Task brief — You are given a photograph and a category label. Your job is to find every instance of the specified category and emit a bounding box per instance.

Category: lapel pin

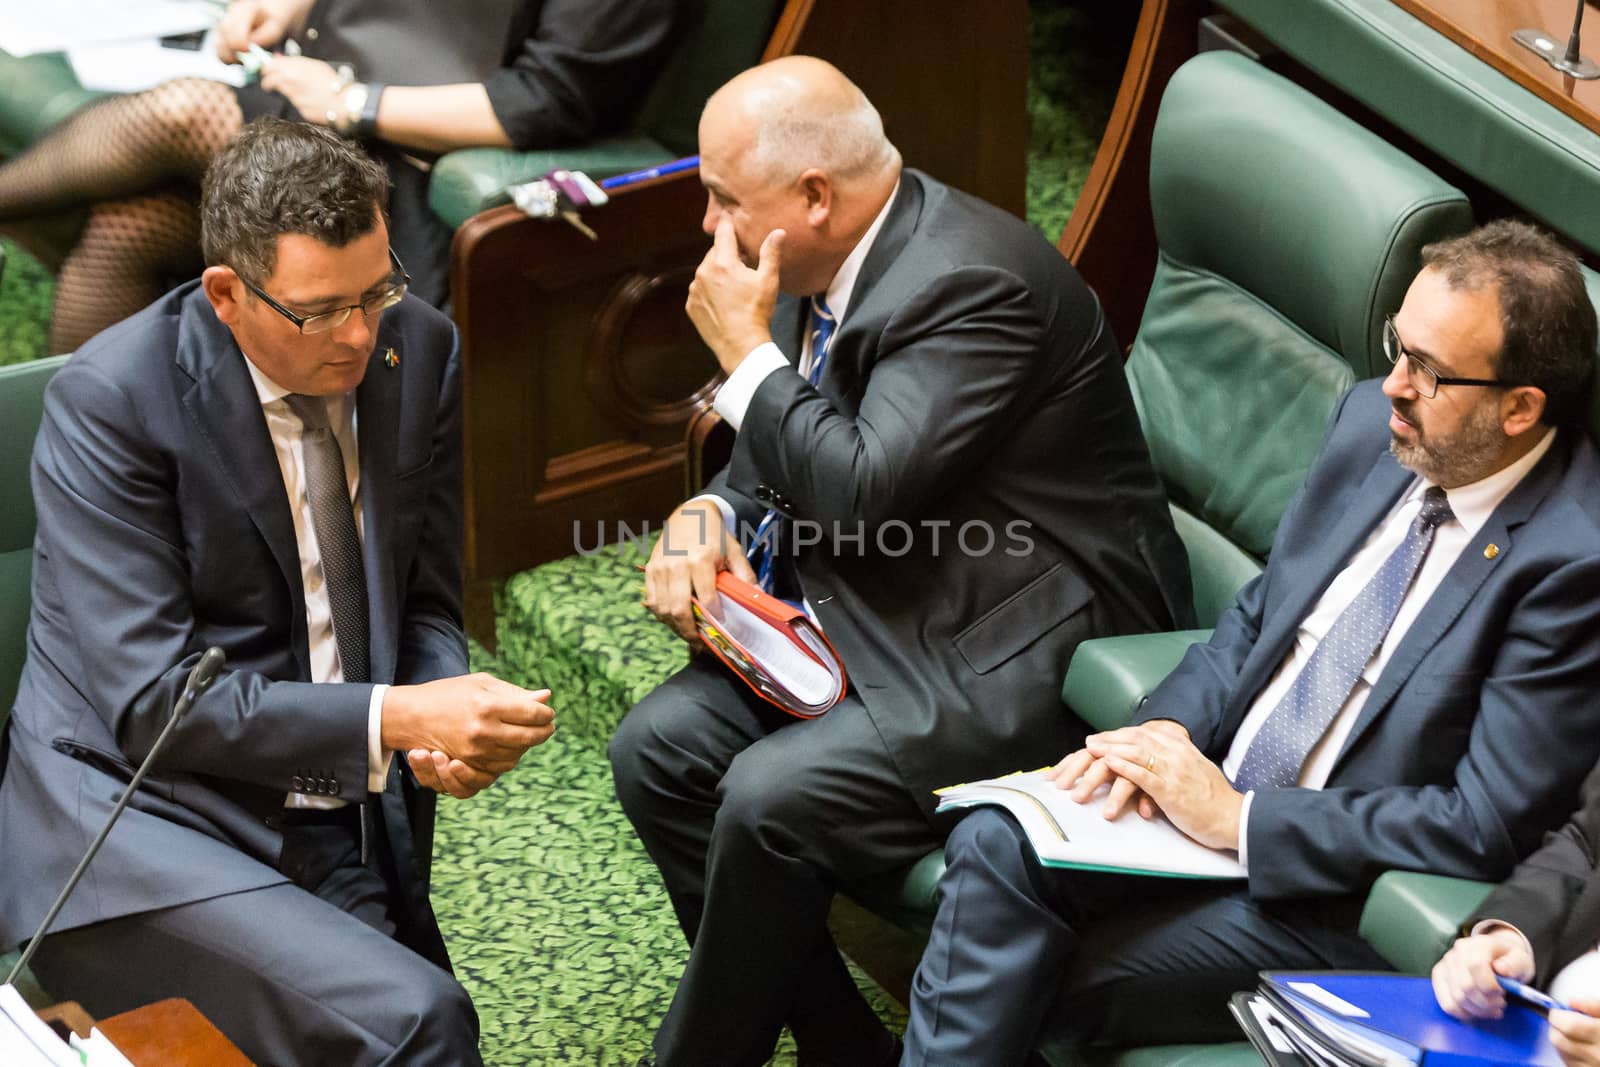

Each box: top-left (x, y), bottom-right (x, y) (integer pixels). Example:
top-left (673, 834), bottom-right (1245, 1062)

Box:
top-left (1483, 543), bottom-right (1500, 560)
top-left (383, 346), bottom-right (399, 369)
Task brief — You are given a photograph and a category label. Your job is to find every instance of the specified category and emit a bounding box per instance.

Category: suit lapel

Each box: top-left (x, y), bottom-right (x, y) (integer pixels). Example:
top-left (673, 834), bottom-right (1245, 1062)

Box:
top-left (1333, 434), bottom-right (1572, 767)
top-left (1227, 455), bottom-right (1413, 718)
top-left (357, 326), bottom-right (402, 685)
top-left (175, 288), bottom-right (309, 674)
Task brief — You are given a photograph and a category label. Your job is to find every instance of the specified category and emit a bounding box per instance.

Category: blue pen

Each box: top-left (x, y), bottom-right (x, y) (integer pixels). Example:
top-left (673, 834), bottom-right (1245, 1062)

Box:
top-left (1498, 976), bottom-right (1570, 1015)
top-left (600, 156), bottom-right (700, 191)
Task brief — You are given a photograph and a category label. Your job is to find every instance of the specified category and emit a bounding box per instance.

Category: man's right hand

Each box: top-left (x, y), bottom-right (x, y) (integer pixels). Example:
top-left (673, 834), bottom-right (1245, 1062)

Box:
top-left (380, 673), bottom-right (555, 798)
top-left (215, 0), bottom-right (308, 63)
top-left (1432, 926), bottom-right (1536, 1020)
top-left (644, 499), bottom-right (756, 648)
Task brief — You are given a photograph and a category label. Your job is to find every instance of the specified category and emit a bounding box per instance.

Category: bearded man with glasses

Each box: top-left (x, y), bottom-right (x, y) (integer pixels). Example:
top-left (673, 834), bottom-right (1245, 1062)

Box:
top-left (0, 118), bottom-right (555, 1065)
top-left (897, 220), bottom-right (1600, 1066)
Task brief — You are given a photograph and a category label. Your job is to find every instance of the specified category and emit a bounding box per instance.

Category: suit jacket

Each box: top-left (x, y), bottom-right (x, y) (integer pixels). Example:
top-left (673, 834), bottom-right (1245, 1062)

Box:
top-left (1138, 379), bottom-right (1600, 904)
top-left (710, 169), bottom-right (1194, 810)
top-left (0, 283), bottom-right (466, 967)
top-left (1469, 760), bottom-right (1600, 986)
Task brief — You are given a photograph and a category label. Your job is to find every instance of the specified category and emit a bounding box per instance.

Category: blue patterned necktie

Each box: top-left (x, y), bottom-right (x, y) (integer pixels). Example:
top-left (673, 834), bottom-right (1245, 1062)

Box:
top-left (284, 394), bottom-right (370, 683)
top-left (1231, 486), bottom-right (1454, 792)
top-left (748, 296), bottom-right (836, 592)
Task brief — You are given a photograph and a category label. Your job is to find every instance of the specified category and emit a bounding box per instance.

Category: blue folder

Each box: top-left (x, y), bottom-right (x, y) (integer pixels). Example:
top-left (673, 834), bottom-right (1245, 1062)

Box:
top-left (1260, 972), bottom-right (1563, 1066)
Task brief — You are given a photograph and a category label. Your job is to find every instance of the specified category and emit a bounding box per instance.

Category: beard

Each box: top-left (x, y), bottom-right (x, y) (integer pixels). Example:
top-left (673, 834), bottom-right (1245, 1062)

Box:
top-left (1389, 397), bottom-right (1506, 486)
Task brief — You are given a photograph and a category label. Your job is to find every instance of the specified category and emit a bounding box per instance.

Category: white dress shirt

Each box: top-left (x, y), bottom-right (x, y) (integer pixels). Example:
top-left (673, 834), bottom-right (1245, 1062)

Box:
top-left (1224, 429), bottom-right (1556, 866)
top-left (243, 356), bottom-right (392, 808)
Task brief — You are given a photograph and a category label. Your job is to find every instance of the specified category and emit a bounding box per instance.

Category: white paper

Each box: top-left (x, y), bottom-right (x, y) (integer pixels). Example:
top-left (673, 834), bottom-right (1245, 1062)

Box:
top-left (935, 769), bottom-right (1248, 879)
top-left (72, 1026), bottom-right (137, 1066)
top-left (1, 0), bottom-right (221, 57)
top-left (1288, 981), bottom-right (1371, 1019)
top-left (1248, 996), bottom-right (1298, 1054)
top-left (68, 29), bottom-right (245, 94)
top-left (0, 984), bottom-right (80, 1067)
top-left (716, 595), bottom-right (834, 707)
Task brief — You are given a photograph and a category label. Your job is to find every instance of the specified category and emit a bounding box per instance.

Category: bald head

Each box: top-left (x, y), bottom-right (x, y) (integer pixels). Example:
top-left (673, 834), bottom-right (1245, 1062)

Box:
top-left (703, 56), bottom-right (900, 187)
top-left (698, 58), bottom-right (901, 295)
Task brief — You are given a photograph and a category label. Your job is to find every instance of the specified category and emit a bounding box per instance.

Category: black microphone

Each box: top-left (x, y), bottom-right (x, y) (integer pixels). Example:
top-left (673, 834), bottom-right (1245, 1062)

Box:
top-left (1514, 0), bottom-right (1600, 80)
top-left (5, 647), bottom-right (226, 987)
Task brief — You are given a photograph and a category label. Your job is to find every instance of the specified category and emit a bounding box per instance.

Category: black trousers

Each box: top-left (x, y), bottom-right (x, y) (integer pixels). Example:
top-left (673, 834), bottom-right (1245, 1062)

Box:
top-left (901, 807), bottom-right (1391, 1066)
top-left (609, 656), bottom-right (943, 1066)
top-left (30, 805), bottom-right (480, 1067)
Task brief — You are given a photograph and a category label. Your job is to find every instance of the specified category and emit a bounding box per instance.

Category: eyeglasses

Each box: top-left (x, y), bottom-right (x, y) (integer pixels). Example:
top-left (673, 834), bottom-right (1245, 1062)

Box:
top-left (241, 248), bottom-right (409, 334)
top-left (1383, 316), bottom-right (1512, 399)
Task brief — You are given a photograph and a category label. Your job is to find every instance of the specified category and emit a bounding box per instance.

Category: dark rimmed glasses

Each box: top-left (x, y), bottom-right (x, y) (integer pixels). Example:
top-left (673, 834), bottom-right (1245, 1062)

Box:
top-left (1382, 315), bottom-right (1512, 399)
top-left (241, 248), bottom-right (409, 335)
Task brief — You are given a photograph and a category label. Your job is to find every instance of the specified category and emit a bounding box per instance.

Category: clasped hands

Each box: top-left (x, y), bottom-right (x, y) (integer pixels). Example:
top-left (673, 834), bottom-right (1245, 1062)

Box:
top-left (1042, 719), bottom-right (1245, 852)
top-left (1434, 928), bottom-right (1600, 1065)
top-left (381, 673), bottom-right (556, 799)
top-left (686, 217), bottom-right (783, 375)
top-left (216, 0), bottom-right (350, 129)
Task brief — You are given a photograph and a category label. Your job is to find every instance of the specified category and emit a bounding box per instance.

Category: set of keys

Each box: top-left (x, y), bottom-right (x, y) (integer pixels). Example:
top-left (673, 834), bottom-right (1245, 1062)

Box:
top-left (507, 169), bottom-right (609, 240)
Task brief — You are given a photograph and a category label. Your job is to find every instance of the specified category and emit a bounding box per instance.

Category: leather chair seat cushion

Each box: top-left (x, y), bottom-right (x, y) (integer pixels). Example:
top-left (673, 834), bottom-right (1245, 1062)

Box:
top-left (0, 51), bottom-right (103, 158)
top-left (1127, 261), bottom-right (1357, 561)
top-left (1359, 871), bottom-right (1495, 976)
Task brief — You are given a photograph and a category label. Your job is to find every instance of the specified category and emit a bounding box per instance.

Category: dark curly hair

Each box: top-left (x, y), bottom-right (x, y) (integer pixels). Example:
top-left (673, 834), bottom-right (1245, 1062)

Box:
top-left (1422, 219), bottom-right (1596, 428)
top-left (200, 117), bottom-right (390, 285)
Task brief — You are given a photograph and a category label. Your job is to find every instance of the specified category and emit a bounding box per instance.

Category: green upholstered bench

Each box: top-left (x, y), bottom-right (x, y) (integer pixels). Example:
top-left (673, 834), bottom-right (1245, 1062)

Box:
top-left (1, 354), bottom-right (73, 1010)
top-left (0, 51), bottom-right (103, 159)
top-left (1216, 0), bottom-right (1600, 258)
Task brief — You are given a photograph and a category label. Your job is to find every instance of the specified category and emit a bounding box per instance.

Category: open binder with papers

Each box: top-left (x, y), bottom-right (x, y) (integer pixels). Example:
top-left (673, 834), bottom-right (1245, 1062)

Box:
top-left (1231, 971), bottom-right (1563, 1066)
top-left (933, 768), bottom-right (1247, 879)
top-left (692, 572), bottom-right (847, 718)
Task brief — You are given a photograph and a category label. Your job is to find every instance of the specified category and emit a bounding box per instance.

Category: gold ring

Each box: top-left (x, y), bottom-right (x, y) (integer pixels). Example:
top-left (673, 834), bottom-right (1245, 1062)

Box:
top-left (1145, 755), bottom-right (1156, 773)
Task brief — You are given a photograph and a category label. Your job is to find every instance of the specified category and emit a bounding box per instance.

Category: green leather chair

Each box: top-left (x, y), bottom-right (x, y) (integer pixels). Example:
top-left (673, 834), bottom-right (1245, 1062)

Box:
top-left (847, 50), bottom-right (1474, 1067)
top-left (0, 353), bottom-right (71, 1008)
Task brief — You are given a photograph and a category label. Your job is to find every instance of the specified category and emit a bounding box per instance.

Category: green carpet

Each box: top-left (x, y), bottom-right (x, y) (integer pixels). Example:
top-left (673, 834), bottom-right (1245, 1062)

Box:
top-left (0, 239), bottom-right (52, 368)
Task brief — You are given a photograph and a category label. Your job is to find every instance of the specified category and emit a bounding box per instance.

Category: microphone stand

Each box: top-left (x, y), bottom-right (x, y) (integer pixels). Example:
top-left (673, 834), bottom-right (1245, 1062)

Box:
top-left (5, 648), bottom-right (226, 988)
top-left (1514, 0), bottom-right (1600, 80)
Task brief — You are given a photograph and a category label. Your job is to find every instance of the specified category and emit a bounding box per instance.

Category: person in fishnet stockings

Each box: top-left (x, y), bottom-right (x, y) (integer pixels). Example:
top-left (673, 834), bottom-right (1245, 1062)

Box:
top-left (0, 0), bottom-right (687, 351)
top-left (0, 80), bottom-right (237, 351)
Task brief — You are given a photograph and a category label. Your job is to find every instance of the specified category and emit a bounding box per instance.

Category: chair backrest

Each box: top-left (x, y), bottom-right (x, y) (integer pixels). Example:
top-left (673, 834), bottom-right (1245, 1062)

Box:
top-left (631, 0), bottom-right (788, 155)
top-left (1, 355), bottom-right (69, 721)
top-left (1129, 52), bottom-right (1473, 626)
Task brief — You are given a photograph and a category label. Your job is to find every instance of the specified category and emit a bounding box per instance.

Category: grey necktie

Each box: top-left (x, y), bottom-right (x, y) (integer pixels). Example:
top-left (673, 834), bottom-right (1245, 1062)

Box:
top-left (283, 394), bottom-right (369, 683)
top-left (1232, 486), bottom-right (1454, 792)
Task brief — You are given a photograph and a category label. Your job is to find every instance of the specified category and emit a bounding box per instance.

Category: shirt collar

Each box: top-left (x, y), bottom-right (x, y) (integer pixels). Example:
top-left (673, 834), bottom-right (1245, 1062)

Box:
top-left (241, 353), bottom-right (353, 425)
top-left (820, 178), bottom-right (900, 325)
top-left (1405, 426), bottom-right (1557, 538)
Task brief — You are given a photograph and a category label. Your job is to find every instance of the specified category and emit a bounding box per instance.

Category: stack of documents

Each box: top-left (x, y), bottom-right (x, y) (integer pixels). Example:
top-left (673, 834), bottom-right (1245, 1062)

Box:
top-left (1231, 972), bottom-right (1563, 1066)
top-left (934, 769), bottom-right (1247, 879)
top-left (692, 572), bottom-right (847, 718)
top-left (0, 0), bottom-right (220, 57)
top-left (1, 984), bottom-right (134, 1066)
